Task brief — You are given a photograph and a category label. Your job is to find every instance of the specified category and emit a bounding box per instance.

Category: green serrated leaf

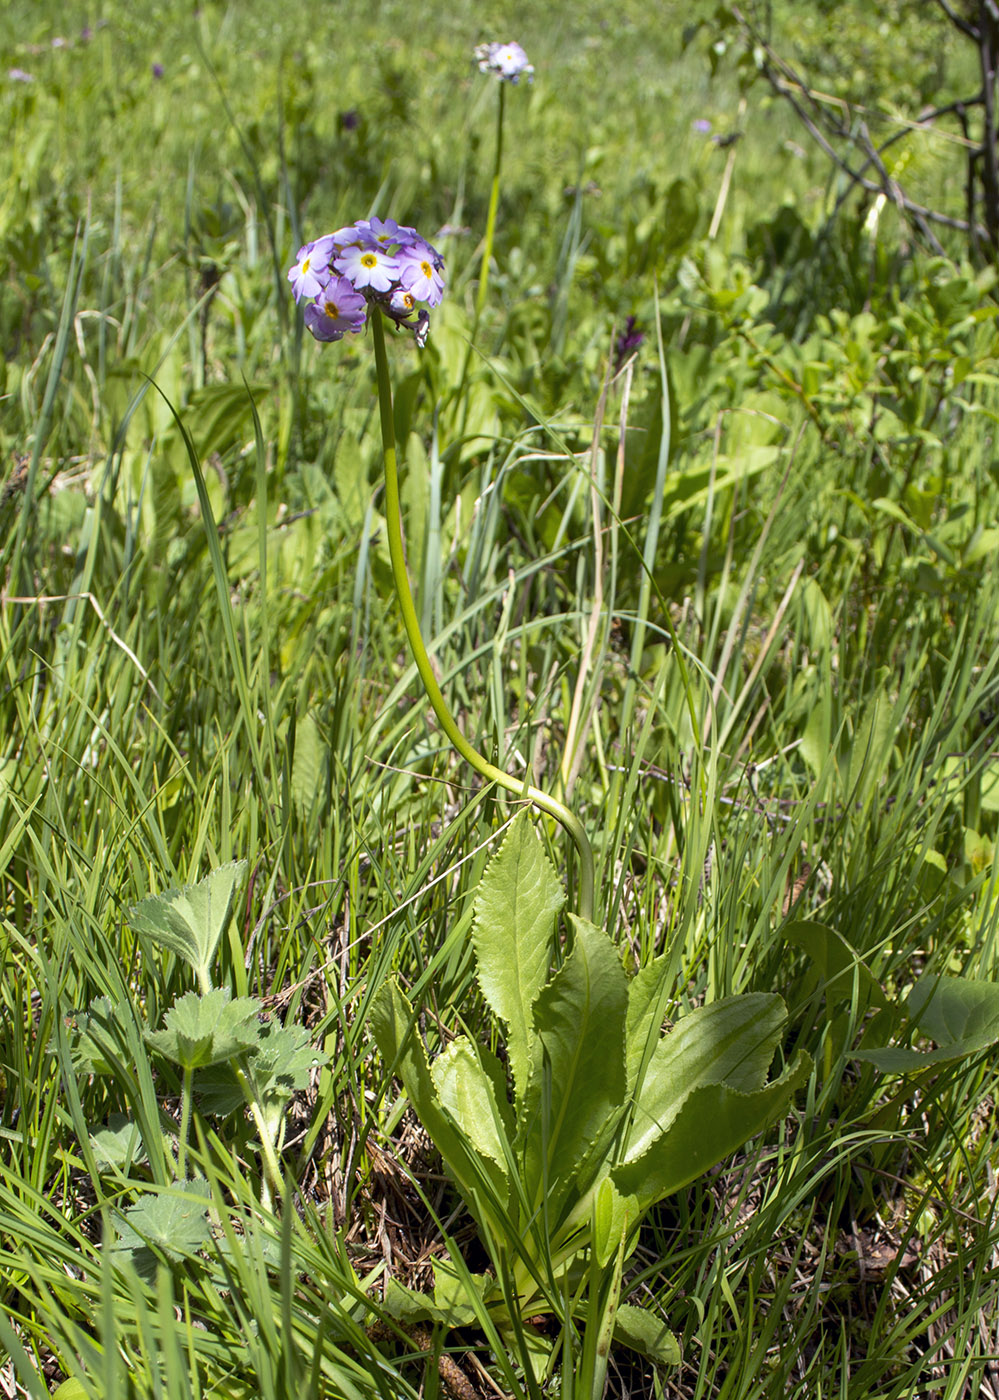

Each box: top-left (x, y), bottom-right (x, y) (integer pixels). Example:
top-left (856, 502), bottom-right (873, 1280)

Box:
top-left (622, 993), bottom-right (788, 1165)
top-left (90, 1113), bottom-right (147, 1171)
top-left (145, 988), bottom-right (262, 1072)
top-left (431, 1038), bottom-right (514, 1177)
top-left (371, 981), bottom-right (506, 1213)
top-left (128, 860), bottom-right (247, 982)
top-left (473, 812), bottom-right (564, 1106)
top-left (113, 1180), bottom-right (212, 1276)
top-left (613, 1050), bottom-right (811, 1209)
top-left (520, 916), bottom-right (628, 1220)
top-left (612, 1304), bottom-right (680, 1365)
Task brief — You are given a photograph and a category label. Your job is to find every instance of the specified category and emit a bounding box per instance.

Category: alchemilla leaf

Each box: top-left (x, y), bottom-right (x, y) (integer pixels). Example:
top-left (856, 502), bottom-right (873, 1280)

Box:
top-left (145, 988), bottom-right (262, 1072)
top-left (128, 860), bottom-right (247, 981)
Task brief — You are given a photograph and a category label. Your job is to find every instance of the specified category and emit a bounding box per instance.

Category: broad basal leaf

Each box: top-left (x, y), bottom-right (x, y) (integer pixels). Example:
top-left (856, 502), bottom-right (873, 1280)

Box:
top-left (145, 989), bottom-right (261, 1072)
top-left (782, 920), bottom-right (884, 1011)
top-left (128, 860), bottom-right (248, 982)
top-left (431, 1038), bottom-right (515, 1176)
top-left (855, 972), bottom-right (999, 1072)
top-left (613, 1050), bottom-right (811, 1210)
top-left (473, 812), bottom-right (564, 1106)
top-left (112, 1180), bottom-right (212, 1278)
top-left (622, 993), bottom-right (788, 1165)
top-left (371, 981), bottom-right (507, 1212)
top-left (520, 916), bottom-right (628, 1219)
top-left (612, 1305), bottom-right (680, 1366)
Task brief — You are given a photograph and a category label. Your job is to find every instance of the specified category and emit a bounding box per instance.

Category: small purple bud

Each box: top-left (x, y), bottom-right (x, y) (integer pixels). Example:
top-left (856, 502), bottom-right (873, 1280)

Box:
top-left (152, 62), bottom-right (164, 79)
top-left (693, 118), bottom-right (712, 134)
top-left (340, 108), bottom-right (360, 131)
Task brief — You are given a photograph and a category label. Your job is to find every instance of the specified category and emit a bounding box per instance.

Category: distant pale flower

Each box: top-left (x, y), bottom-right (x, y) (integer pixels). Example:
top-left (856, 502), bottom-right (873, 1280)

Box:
top-left (475, 41), bottom-right (534, 84)
top-left (287, 237), bottom-right (335, 302)
top-left (51, 36), bottom-right (69, 48)
top-left (692, 118), bottom-right (712, 134)
top-left (8, 68), bottom-right (34, 82)
top-left (304, 276), bottom-right (367, 341)
top-left (334, 243), bottom-right (399, 294)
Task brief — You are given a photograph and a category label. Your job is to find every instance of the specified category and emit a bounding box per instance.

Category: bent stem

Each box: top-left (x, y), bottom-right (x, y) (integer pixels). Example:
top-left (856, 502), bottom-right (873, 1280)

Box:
top-left (371, 309), bottom-right (594, 922)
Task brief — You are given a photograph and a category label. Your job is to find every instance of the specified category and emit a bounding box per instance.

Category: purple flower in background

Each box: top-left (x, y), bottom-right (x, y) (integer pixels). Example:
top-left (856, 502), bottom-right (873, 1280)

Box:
top-left (475, 41), bottom-right (534, 84)
top-left (340, 108), bottom-right (360, 131)
top-left (80, 26), bottom-right (92, 40)
top-left (152, 62), bottom-right (164, 78)
top-left (8, 68), bottom-right (34, 82)
top-left (692, 118), bottom-right (712, 134)
top-left (614, 316), bottom-right (644, 370)
top-left (289, 218), bottom-right (445, 346)
top-left (304, 276), bottom-right (367, 341)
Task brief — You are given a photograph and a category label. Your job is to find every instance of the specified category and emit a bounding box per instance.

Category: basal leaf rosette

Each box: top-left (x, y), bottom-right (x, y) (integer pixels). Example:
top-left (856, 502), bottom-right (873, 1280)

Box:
top-left (288, 217), bottom-right (445, 347)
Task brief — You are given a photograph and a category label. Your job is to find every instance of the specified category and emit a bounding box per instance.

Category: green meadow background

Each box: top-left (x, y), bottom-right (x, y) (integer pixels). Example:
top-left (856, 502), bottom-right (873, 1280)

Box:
top-left (2, 2), bottom-right (999, 1397)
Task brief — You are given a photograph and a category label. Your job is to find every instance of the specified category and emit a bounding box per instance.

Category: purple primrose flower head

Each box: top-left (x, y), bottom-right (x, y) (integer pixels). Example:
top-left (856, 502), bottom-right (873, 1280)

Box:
top-left (288, 219), bottom-right (446, 345)
top-left (474, 41), bottom-right (534, 85)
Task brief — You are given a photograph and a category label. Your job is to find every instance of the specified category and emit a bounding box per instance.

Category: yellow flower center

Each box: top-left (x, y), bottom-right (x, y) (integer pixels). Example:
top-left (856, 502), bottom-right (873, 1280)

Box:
top-left (361, 253), bottom-right (378, 268)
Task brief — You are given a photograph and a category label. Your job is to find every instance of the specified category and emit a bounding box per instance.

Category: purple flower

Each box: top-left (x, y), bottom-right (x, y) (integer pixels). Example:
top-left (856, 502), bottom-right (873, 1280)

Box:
top-left (692, 118), bottom-right (712, 134)
top-left (334, 243), bottom-right (399, 294)
top-left (360, 216), bottom-right (416, 249)
top-left (290, 218), bottom-right (445, 346)
top-left (287, 236), bottom-right (335, 302)
top-left (152, 62), bottom-right (164, 78)
top-left (340, 108), bottom-right (360, 131)
top-left (80, 26), bottom-right (92, 40)
top-left (614, 316), bottom-right (644, 370)
top-left (475, 41), bottom-right (534, 84)
top-left (397, 247), bottom-right (445, 307)
top-left (8, 68), bottom-right (34, 83)
top-left (303, 276), bottom-right (367, 341)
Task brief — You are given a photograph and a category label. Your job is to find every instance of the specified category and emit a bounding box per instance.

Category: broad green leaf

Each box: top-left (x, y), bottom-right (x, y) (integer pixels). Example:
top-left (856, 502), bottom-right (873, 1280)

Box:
top-left (473, 812), bottom-right (564, 1106)
top-left (592, 1176), bottom-right (636, 1270)
top-left (383, 1262), bottom-right (491, 1328)
top-left (291, 712), bottom-right (323, 815)
top-left (90, 1114), bottom-right (147, 1171)
top-left (195, 1020), bottom-right (327, 1118)
top-left (622, 993), bottom-right (787, 1165)
top-left (520, 917), bottom-right (628, 1217)
top-left (371, 981), bottom-right (507, 1207)
top-left (431, 1038), bottom-right (515, 1176)
top-left (625, 955), bottom-right (670, 1101)
top-left (846, 686), bottom-right (895, 813)
top-left (782, 920), bottom-right (885, 1011)
top-left (145, 989), bottom-right (262, 1072)
top-left (856, 973), bottom-right (999, 1072)
top-left (613, 1050), bottom-right (810, 1209)
top-left (612, 1305), bottom-right (680, 1365)
top-left (128, 860), bottom-right (248, 983)
top-left (112, 1180), bottom-right (212, 1277)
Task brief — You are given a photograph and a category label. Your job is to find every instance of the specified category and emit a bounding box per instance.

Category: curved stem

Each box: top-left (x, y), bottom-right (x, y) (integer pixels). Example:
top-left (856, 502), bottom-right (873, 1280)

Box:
top-left (372, 310), bottom-right (594, 922)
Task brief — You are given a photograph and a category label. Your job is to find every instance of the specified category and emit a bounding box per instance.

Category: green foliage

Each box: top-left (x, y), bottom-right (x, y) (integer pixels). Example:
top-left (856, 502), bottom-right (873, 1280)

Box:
top-left (373, 814), bottom-right (810, 1386)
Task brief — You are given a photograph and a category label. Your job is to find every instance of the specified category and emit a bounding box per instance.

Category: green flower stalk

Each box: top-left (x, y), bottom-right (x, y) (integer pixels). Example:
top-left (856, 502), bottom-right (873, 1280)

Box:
top-left (289, 217), bottom-right (594, 919)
